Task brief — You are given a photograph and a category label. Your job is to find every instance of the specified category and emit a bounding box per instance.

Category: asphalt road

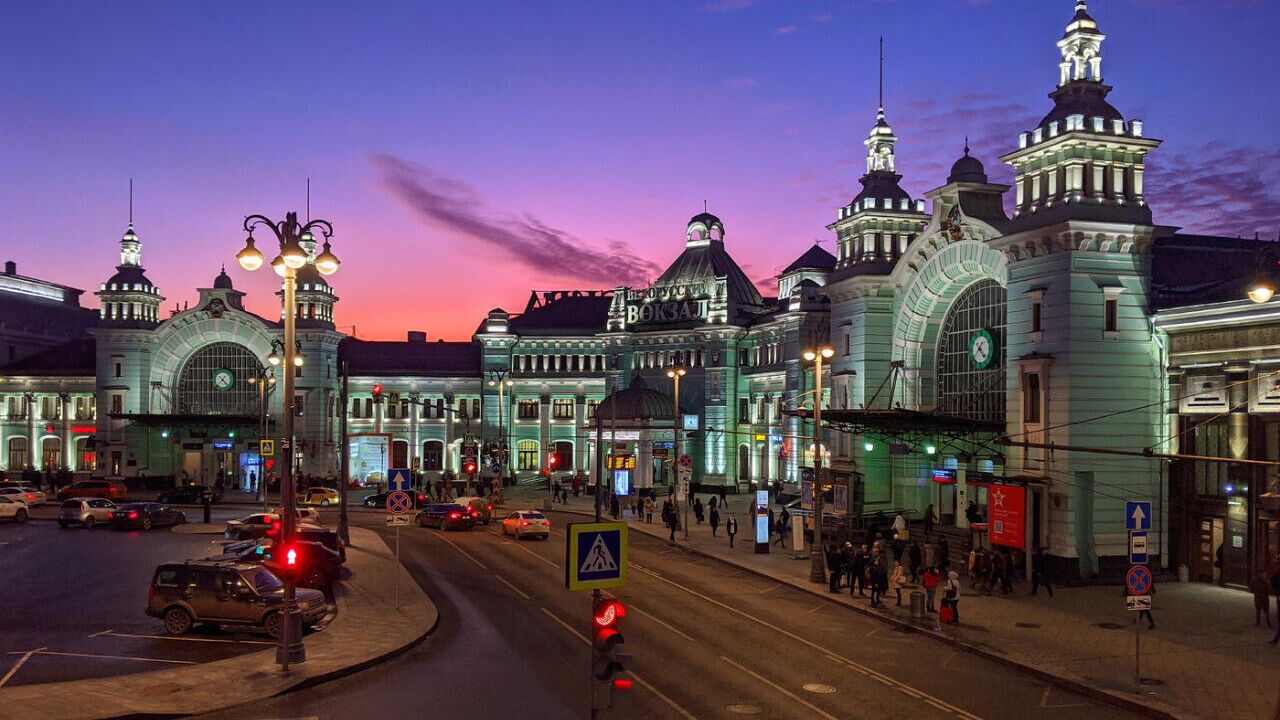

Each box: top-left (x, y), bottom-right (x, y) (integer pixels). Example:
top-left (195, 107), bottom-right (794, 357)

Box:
top-left (198, 508), bottom-right (1144, 720)
top-left (0, 506), bottom-right (281, 687)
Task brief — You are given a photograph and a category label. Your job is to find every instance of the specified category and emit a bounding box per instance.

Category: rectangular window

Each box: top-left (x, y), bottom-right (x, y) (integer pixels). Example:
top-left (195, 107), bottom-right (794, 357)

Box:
top-left (472, 399), bottom-right (481, 419)
top-left (458, 398), bottom-right (469, 419)
top-left (587, 399), bottom-right (599, 419)
top-left (364, 398), bottom-right (373, 417)
top-left (1105, 298), bottom-right (1118, 332)
top-left (738, 398), bottom-right (750, 423)
top-left (552, 398), bottom-right (574, 419)
top-left (1024, 373), bottom-right (1041, 424)
top-left (518, 400), bottom-right (539, 419)
top-left (110, 394), bottom-right (123, 415)
top-left (387, 401), bottom-right (398, 419)
top-left (1031, 301), bottom-right (1042, 333)
top-left (400, 400), bottom-right (410, 419)
top-left (435, 398), bottom-right (444, 418)
top-left (113, 361), bottom-right (122, 378)
top-left (294, 392), bottom-right (305, 417)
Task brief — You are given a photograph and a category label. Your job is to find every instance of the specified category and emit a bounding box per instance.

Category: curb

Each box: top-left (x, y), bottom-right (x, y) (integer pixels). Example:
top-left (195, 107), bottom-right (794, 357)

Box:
top-left (550, 504), bottom-right (1188, 720)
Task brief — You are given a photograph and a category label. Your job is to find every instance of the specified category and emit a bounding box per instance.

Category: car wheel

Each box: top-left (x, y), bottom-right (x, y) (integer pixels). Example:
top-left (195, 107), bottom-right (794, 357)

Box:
top-left (321, 499), bottom-right (330, 507)
top-left (264, 612), bottom-right (282, 639)
top-left (14, 509), bottom-right (26, 524)
top-left (141, 517), bottom-right (152, 530)
top-left (84, 516), bottom-right (95, 529)
top-left (163, 607), bottom-right (193, 635)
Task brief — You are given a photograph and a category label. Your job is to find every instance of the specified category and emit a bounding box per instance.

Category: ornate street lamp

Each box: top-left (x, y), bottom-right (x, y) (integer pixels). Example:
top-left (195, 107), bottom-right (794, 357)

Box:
top-left (487, 371), bottom-right (514, 484)
top-left (801, 345), bottom-right (834, 584)
top-left (665, 363), bottom-right (688, 539)
top-left (236, 211), bottom-right (338, 671)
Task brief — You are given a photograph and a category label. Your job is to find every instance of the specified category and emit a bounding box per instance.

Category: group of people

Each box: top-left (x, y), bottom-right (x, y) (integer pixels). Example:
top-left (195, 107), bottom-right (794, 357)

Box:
top-left (824, 538), bottom-right (963, 620)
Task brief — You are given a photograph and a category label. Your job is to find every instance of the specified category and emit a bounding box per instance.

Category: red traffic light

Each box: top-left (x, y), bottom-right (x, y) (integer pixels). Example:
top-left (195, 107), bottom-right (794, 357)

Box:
top-left (285, 546), bottom-right (298, 566)
top-left (372, 383), bottom-right (383, 398)
top-left (265, 519), bottom-right (282, 538)
top-left (548, 455), bottom-right (558, 468)
top-left (593, 598), bottom-right (625, 628)
top-left (464, 462), bottom-right (477, 474)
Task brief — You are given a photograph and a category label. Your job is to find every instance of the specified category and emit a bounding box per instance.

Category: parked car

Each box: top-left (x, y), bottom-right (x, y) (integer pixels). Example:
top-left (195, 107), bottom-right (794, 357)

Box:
top-left (146, 560), bottom-right (328, 638)
top-left (363, 490), bottom-right (429, 509)
top-left (0, 496), bottom-right (28, 523)
top-left (109, 502), bottom-right (186, 530)
top-left (155, 485), bottom-right (221, 504)
top-left (57, 480), bottom-right (128, 502)
top-left (501, 510), bottom-right (551, 540)
top-left (209, 539), bottom-right (342, 589)
top-left (270, 506), bottom-right (321, 526)
top-left (0, 486), bottom-right (44, 506)
top-left (58, 497), bottom-right (116, 528)
top-left (301, 487), bottom-right (340, 507)
top-left (224, 513), bottom-right (279, 540)
top-left (454, 496), bottom-right (494, 525)
top-left (415, 503), bottom-right (475, 531)
top-left (295, 525), bottom-right (346, 562)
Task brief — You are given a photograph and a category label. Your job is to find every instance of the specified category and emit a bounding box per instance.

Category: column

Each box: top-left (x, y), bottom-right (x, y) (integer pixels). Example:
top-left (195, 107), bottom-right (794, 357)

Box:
top-left (638, 428), bottom-right (653, 489)
top-left (60, 393), bottom-right (71, 471)
top-left (955, 465), bottom-right (969, 530)
top-left (443, 393), bottom-right (455, 472)
top-left (540, 394), bottom-right (551, 470)
top-left (574, 394), bottom-right (587, 474)
top-left (409, 394), bottom-right (420, 471)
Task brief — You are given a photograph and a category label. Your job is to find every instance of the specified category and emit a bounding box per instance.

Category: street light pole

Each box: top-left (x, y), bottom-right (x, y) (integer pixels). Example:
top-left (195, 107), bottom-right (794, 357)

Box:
top-left (665, 364), bottom-right (687, 539)
top-left (339, 360), bottom-right (350, 544)
top-left (236, 210), bottom-right (339, 671)
top-left (803, 346), bottom-right (834, 584)
top-left (488, 371), bottom-right (513, 488)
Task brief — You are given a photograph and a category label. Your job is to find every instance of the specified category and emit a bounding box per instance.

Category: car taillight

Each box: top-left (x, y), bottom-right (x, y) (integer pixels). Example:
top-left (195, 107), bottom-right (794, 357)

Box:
top-left (470, 509), bottom-right (479, 516)
top-left (487, 505), bottom-right (493, 511)
top-left (545, 520), bottom-right (551, 527)
top-left (448, 512), bottom-right (460, 519)
top-left (520, 520), bottom-right (529, 527)
top-left (129, 511), bottom-right (139, 519)
top-left (26, 493), bottom-right (34, 501)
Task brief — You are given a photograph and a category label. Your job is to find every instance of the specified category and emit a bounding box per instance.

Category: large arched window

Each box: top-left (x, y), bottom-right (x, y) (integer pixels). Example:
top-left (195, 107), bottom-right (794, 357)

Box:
top-left (935, 279), bottom-right (1007, 423)
top-left (41, 437), bottom-right (61, 470)
top-left (422, 440), bottom-right (443, 471)
top-left (517, 440), bottom-right (539, 471)
top-left (176, 342), bottom-right (264, 415)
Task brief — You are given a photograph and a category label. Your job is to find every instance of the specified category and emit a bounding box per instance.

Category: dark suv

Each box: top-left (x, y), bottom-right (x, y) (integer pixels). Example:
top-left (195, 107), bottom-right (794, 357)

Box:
top-left (146, 560), bottom-right (327, 638)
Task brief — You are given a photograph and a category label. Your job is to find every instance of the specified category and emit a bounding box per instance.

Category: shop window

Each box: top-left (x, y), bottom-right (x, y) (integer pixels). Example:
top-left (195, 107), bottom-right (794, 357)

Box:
top-left (517, 440), bottom-right (540, 470)
top-left (552, 398), bottom-right (574, 419)
top-left (518, 400), bottom-right (539, 419)
top-left (75, 437), bottom-right (95, 471)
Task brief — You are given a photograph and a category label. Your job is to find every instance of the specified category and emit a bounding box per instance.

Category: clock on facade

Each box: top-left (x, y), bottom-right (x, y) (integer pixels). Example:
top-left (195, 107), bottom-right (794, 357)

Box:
top-left (969, 329), bottom-right (995, 369)
top-left (212, 368), bottom-right (236, 392)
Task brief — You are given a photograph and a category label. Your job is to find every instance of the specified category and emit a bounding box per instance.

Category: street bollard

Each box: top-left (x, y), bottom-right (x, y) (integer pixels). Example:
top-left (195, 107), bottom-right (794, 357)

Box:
top-left (910, 590), bottom-right (926, 620)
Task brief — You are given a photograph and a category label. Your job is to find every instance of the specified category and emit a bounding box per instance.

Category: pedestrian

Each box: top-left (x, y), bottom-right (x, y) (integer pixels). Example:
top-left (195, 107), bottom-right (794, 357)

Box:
top-left (664, 499), bottom-right (679, 541)
top-left (726, 513), bottom-right (738, 548)
top-left (891, 561), bottom-right (906, 606)
top-left (943, 570), bottom-right (961, 623)
top-left (1031, 546), bottom-right (1054, 597)
top-left (708, 494), bottom-right (718, 514)
top-left (766, 506), bottom-right (775, 539)
top-left (572, 476), bottom-right (580, 497)
top-left (922, 565), bottom-right (941, 612)
top-left (719, 485), bottom-right (728, 510)
top-left (644, 495), bottom-right (655, 524)
top-left (908, 540), bottom-right (922, 582)
top-left (774, 506), bottom-right (789, 547)
top-left (842, 543), bottom-right (857, 589)
top-left (610, 493), bottom-right (620, 519)
top-left (991, 550), bottom-right (1008, 595)
top-left (923, 503), bottom-right (936, 536)
top-left (827, 543), bottom-right (844, 593)
top-left (925, 539), bottom-right (937, 570)
top-left (1251, 572), bottom-right (1272, 628)
top-left (867, 559), bottom-right (883, 607)
top-left (627, 494), bottom-right (638, 517)
top-left (892, 512), bottom-right (907, 537)
top-left (710, 505), bottom-right (721, 536)
top-left (693, 497), bottom-right (704, 524)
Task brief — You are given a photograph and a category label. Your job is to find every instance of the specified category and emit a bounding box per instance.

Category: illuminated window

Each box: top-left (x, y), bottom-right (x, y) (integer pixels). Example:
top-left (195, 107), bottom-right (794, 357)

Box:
top-left (7, 437), bottom-right (28, 470)
top-left (517, 440), bottom-right (540, 470)
top-left (518, 400), bottom-right (539, 419)
top-left (935, 279), bottom-right (1006, 423)
top-left (552, 398), bottom-right (574, 419)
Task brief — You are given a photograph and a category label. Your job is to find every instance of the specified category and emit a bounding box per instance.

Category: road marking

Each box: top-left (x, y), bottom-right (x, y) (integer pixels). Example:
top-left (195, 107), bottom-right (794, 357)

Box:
top-left (1039, 684), bottom-right (1089, 709)
top-left (756, 584), bottom-right (780, 595)
top-left (494, 574), bottom-right (532, 600)
top-left (631, 565), bottom-right (983, 720)
top-left (539, 608), bottom-right (697, 720)
top-left (0, 647), bottom-right (44, 688)
top-left (431, 532), bottom-right (488, 570)
top-left (719, 656), bottom-right (838, 720)
top-left (806, 604), bottom-right (826, 614)
top-left (94, 630), bottom-right (273, 645)
top-left (497, 535), bottom-right (560, 569)
top-left (629, 605), bottom-right (695, 642)
top-left (15, 650), bottom-right (196, 665)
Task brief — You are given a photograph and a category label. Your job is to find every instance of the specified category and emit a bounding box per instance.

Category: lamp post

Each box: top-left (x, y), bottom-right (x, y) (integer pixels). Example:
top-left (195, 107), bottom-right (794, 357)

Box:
top-left (487, 371), bottom-right (514, 485)
top-left (236, 210), bottom-right (339, 671)
top-left (802, 345), bottom-right (834, 584)
top-left (665, 363), bottom-right (687, 539)
top-left (1247, 248), bottom-right (1280, 303)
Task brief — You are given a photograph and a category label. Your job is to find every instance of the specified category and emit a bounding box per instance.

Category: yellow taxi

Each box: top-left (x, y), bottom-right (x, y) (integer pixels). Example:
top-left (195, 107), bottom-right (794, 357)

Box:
top-left (301, 487), bottom-right (341, 507)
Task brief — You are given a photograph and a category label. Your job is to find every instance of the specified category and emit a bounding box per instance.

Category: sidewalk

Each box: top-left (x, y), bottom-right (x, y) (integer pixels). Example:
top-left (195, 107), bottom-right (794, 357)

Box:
top-left (515, 487), bottom-right (1278, 720)
top-left (0, 525), bottom-right (438, 720)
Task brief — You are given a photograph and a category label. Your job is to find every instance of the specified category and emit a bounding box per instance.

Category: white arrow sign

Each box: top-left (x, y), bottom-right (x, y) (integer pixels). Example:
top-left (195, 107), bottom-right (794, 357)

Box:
top-left (1126, 500), bottom-right (1151, 530)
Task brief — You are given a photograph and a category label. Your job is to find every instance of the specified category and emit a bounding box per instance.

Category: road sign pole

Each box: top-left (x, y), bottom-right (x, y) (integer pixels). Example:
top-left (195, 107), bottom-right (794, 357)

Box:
top-left (395, 524), bottom-right (401, 609)
top-left (1134, 622), bottom-right (1140, 691)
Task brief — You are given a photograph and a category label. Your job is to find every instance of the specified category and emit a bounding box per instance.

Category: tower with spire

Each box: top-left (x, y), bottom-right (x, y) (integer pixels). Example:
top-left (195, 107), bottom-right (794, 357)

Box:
top-left (96, 185), bottom-right (163, 328)
top-left (828, 38), bottom-right (927, 274)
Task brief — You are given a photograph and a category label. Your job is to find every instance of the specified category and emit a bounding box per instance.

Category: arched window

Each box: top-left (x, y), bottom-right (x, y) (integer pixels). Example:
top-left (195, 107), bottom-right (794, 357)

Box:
top-left (517, 440), bottom-right (540, 471)
top-left (41, 437), bottom-right (61, 470)
top-left (552, 441), bottom-right (573, 472)
top-left (391, 439), bottom-right (409, 468)
top-left (422, 440), bottom-right (443, 471)
top-left (176, 342), bottom-right (264, 415)
top-left (935, 279), bottom-right (1007, 423)
top-left (7, 437), bottom-right (28, 470)
top-left (75, 437), bottom-right (95, 471)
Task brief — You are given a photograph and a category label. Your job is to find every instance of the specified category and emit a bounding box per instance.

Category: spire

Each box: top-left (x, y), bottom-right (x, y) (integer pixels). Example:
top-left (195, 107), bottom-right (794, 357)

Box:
top-left (120, 180), bottom-right (142, 268)
top-left (1057, 0), bottom-right (1105, 87)
top-left (878, 36), bottom-right (884, 110)
top-left (864, 38), bottom-right (897, 175)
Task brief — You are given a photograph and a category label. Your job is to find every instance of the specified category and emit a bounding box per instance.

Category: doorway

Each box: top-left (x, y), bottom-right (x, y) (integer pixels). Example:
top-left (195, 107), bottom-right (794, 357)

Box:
top-left (183, 451), bottom-right (201, 483)
top-left (1194, 518), bottom-right (1223, 583)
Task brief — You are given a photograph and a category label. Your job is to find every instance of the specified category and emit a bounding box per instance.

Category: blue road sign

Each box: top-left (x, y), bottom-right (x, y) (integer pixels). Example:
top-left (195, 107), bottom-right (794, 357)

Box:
top-left (1126, 564), bottom-right (1152, 596)
top-left (1129, 531), bottom-right (1148, 564)
top-left (1125, 500), bottom-right (1151, 530)
top-left (565, 522), bottom-right (628, 591)
top-left (388, 468), bottom-right (412, 493)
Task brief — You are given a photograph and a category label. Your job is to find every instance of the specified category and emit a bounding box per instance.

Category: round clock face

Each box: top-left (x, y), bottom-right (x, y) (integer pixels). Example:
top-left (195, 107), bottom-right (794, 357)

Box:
top-left (212, 368), bottom-right (236, 392)
top-left (969, 330), bottom-right (995, 369)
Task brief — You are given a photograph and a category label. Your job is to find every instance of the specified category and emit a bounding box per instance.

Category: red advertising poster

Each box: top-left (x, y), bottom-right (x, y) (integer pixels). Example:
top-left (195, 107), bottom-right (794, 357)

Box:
top-left (988, 484), bottom-right (1026, 549)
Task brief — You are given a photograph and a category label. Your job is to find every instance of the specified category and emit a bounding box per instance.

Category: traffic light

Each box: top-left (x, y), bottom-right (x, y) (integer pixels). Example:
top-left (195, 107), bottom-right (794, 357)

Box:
top-left (592, 596), bottom-right (630, 700)
top-left (371, 384), bottom-right (383, 401)
top-left (264, 542), bottom-right (302, 581)
top-left (548, 454), bottom-right (558, 471)
top-left (463, 460), bottom-right (477, 475)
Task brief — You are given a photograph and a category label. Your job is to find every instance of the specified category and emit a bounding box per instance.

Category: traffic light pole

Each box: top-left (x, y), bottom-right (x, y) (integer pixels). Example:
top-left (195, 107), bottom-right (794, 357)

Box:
top-left (279, 265), bottom-right (305, 670)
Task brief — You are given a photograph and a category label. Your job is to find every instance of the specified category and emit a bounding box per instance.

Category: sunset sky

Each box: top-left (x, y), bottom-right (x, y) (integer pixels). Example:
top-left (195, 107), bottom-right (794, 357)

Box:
top-left (2, 1), bottom-right (1277, 340)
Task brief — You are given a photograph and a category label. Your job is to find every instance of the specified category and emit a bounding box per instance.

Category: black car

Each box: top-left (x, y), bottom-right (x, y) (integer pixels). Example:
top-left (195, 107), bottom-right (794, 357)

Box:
top-left (155, 484), bottom-right (221, 504)
top-left (296, 525), bottom-right (346, 562)
top-left (362, 490), bottom-right (429, 509)
top-left (415, 503), bottom-right (475, 531)
top-left (109, 502), bottom-right (186, 530)
top-left (207, 539), bottom-right (342, 589)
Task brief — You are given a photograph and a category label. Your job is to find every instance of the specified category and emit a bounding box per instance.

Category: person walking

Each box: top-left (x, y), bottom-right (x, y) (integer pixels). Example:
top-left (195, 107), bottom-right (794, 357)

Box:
top-left (663, 498), bottom-right (678, 541)
top-left (726, 513), bottom-right (738, 548)
top-left (610, 493), bottom-right (621, 520)
top-left (867, 557), bottom-right (883, 607)
top-left (892, 512), bottom-right (907, 537)
top-left (891, 561), bottom-right (906, 606)
top-left (922, 565), bottom-right (941, 613)
top-left (1251, 572), bottom-right (1272, 628)
top-left (719, 485), bottom-right (728, 510)
top-left (1031, 546), bottom-right (1054, 597)
top-left (908, 540), bottom-right (923, 583)
top-left (708, 493), bottom-right (718, 515)
top-left (991, 550), bottom-right (1008, 595)
top-left (846, 543), bottom-right (862, 592)
top-left (643, 495), bottom-right (655, 524)
top-left (943, 570), bottom-right (962, 623)
top-left (692, 497), bottom-right (705, 524)
top-left (923, 503), bottom-right (936, 536)
top-left (774, 506), bottom-right (790, 547)
top-left (709, 505), bottom-right (721, 537)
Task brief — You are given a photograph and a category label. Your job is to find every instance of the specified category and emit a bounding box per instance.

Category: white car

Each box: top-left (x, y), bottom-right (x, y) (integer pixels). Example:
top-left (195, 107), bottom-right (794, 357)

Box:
top-left (271, 506), bottom-right (321, 526)
top-left (501, 510), bottom-right (551, 540)
top-left (0, 496), bottom-right (28, 523)
top-left (58, 497), bottom-right (116, 528)
top-left (0, 486), bottom-right (44, 506)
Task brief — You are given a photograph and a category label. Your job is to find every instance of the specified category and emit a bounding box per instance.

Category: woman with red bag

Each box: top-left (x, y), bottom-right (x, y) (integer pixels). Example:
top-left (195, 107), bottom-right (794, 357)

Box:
top-left (941, 570), bottom-right (961, 623)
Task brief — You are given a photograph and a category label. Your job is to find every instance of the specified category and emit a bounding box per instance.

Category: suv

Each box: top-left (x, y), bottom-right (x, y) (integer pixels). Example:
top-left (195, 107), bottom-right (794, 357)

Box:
top-left (453, 496), bottom-right (494, 525)
top-left (57, 480), bottom-right (128, 502)
top-left (58, 498), bottom-right (116, 528)
top-left (146, 560), bottom-right (328, 638)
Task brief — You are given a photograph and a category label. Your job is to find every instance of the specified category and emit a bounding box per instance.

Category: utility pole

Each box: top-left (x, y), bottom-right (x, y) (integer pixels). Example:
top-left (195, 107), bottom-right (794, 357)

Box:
top-left (803, 346), bottom-right (834, 584)
top-left (339, 360), bottom-right (350, 545)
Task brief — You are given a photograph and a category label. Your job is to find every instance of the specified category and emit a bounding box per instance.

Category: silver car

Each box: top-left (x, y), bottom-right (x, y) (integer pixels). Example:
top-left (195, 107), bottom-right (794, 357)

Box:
top-left (58, 497), bottom-right (116, 529)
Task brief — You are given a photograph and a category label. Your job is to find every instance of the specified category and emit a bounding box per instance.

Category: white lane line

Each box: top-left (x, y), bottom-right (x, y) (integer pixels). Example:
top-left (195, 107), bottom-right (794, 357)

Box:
top-left (25, 650), bottom-right (196, 665)
top-left (495, 574), bottom-right (532, 600)
top-left (0, 647), bottom-right (44, 688)
top-left (757, 585), bottom-right (780, 595)
top-left (719, 655), bottom-right (838, 720)
top-left (96, 630), bottom-right (273, 645)
top-left (629, 605), bottom-right (695, 642)
top-left (539, 608), bottom-right (698, 720)
top-left (631, 565), bottom-right (982, 720)
top-left (499, 535), bottom-right (560, 569)
top-left (431, 532), bottom-right (489, 570)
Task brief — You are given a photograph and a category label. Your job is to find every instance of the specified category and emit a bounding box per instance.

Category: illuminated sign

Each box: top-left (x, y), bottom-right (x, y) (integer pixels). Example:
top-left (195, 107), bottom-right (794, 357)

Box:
top-left (755, 490), bottom-right (770, 545)
top-left (683, 414), bottom-right (699, 431)
top-left (607, 455), bottom-right (636, 470)
top-left (931, 469), bottom-right (957, 484)
top-left (623, 282), bottom-right (711, 327)
top-left (212, 439), bottom-right (234, 450)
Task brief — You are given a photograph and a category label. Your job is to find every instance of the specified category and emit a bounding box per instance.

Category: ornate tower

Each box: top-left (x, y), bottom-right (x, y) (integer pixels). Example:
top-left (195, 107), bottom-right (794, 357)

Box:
top-left (96, 223), bottom-right (163, 328)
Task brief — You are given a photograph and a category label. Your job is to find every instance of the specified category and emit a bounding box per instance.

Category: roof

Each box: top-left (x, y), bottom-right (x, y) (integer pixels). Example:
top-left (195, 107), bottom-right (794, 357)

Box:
top-left (852, 171), bottom-right (911, 206)
top-left (0, 338), bottom-right (96, 377)
top-left (104, 265), bottom-right (156, 290)
top-left (339, 338), bottom-right (482, 377)
top-left (655, 242), bottom-right (763, 308)
top-left (1150, 234), bottom-right (1271, 309)
top-left (781, 245), bottom-right (836, 275)
top-left (0, 293), bottom-right (97, 347)
top-left (1039, 80), bottom-right (1123, 130)
top-left (594, 376), bottom-right (673, 422)
top-left (947, 150), bottom-right (987, 184)
top-left (212, 268), bottom-right (234, 290)
top-left (507, 294), bottom-right (612, 336)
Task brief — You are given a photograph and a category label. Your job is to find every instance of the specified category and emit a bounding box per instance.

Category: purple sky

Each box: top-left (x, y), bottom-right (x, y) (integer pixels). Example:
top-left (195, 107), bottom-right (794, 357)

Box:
top-left (1, 1), bottom-right (1276, 340)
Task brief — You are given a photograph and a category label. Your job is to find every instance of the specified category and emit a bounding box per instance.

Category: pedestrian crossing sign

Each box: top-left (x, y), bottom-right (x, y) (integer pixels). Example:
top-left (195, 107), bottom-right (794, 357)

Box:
top-left (565, 522), bottom-right (628, 591)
